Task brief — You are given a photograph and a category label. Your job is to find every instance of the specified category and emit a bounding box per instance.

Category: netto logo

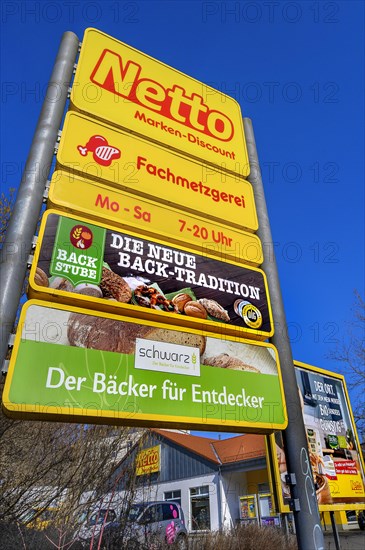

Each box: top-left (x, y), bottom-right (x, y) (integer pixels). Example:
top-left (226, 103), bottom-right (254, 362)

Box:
top-left (138, 344), bottom-right (191, 364)
top-left (70, 225), bottom-right (93, 249)
top-left (137, 448), bottom-right (159, 470)
top-left (90, 50), bottom-right (234, 142)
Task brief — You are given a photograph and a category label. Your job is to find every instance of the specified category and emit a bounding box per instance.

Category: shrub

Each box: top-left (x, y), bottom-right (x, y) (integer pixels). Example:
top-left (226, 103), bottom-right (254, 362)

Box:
top-left (188, 523), bottom-right (298, 550)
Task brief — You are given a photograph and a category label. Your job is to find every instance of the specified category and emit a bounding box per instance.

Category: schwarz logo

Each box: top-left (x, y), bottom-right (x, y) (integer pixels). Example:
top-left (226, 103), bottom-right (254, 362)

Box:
top-left (138, 344), bottom-right (193, 365)
top-left (69, 225), bottom-right (93, 250)
top-left (90, 49), bottom-right (235, 142)
top-left (135, 338), bottom-right (200, 376)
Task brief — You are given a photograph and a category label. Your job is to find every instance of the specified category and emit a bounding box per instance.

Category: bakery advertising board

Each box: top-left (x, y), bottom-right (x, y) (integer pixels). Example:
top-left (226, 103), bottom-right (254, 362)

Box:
top-left (71, 28), bottom-right (249, 178)
top-left (2, 300), bottom-right (287, 432)
top-left (269, 361), bottom-right (365, 512)
top-left (56, 112), bottom-right (257, 233)
top-left (48, 170), bottom-right (263, 267)
top-left (29, 210), bottom-right (273, 341)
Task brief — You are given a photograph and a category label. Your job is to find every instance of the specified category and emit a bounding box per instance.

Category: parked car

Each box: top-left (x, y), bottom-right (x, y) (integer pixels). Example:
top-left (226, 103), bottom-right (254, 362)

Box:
top-left (22, 507), bottom-right (60, 531)
top-left (75, 507), bottom-right (118, 547)
top-left (76, 501), bottom-right (188, 549)
top-left (124, 501), bottom-right (188, 548)
top-left (358, 510), bottom-right (365, 531)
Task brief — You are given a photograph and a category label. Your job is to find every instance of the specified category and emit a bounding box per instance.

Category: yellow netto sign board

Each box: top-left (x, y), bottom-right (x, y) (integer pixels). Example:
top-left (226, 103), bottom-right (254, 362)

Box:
top-left (136, 445), bottom-right (161, 476)
top-left (48, 171), bottom-right (263, 266)
top-left (71, 28), bottom-right (249, 178)
top-left (56, 112), bottom-right (258, 233)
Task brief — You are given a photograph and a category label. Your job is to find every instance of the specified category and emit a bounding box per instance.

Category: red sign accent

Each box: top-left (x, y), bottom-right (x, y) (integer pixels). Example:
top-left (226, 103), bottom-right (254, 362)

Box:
top-left (77, 135), bottom-right (121, 166)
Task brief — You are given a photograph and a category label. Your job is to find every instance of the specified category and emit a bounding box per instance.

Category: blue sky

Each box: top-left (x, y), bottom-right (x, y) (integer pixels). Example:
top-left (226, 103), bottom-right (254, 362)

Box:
top-left (1, 1), bottom-right (364, 438)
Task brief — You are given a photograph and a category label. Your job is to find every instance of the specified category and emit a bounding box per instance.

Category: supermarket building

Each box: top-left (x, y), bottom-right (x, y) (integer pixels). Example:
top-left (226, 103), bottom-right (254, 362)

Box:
top-left (114, 429), bottom-right (280, 532)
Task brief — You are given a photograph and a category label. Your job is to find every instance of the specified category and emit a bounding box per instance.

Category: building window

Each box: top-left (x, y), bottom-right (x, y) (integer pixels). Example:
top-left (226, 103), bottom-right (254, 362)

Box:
top-left (164, 490), bottom-right (181, 506)
top-left (190, 486), bottom-right (210, 531)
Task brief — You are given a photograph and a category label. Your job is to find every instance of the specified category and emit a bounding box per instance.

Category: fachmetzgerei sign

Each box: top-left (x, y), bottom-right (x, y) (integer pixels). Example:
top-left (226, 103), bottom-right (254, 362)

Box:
top-left (56, 112), bottom-right (257, 233)
top-left (2, 300), bottom-right (287, 432)
top-left (28, 210), bottom-right (273, 341)
top-left (70, 28), bottom-right (249, 178)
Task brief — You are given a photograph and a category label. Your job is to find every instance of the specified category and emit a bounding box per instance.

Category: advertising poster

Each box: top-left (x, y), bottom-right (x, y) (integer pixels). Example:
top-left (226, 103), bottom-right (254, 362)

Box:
top-left (70, 28), bottom-right (249, 178)
top-left (239, 495), bottom-right (258, 523)
top-left (48, 171), bottom-right (263, 267)
top-left (29, 211), bottom-right (273, 340)
top-left (271, 362), bottom-right (365, 511)
top-left (56, 112), bottom-right (257, 233)
top-left (2, 301), bottom-right (287, 433)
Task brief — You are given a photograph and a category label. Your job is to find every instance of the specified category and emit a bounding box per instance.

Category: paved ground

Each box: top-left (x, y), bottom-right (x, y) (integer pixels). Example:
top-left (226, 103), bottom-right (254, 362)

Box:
top-left (323, 529), bottom-right (365, 550)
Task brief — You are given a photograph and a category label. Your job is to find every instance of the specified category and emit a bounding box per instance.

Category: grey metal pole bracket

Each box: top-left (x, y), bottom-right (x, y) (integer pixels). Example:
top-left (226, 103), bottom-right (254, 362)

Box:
top-left (285, 473), bottom-right (297, 486)
top-left (27, 255), bottom-right (34, 267)
top-left (2, 360), bottom-right (10, 375)
top-left (7, 334), bottom-right (15, 348)
top-left (289, 499), bottom-right (301, 512)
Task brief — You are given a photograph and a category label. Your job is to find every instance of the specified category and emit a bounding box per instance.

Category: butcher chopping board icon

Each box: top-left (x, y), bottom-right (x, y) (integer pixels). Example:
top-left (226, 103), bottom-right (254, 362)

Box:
top-left (77, 135), bottom-right (121, 166)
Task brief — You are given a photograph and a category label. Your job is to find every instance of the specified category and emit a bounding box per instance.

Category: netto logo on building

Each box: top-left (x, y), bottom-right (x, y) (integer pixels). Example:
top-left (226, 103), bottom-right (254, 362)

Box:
top-left (136, 445), bottom-right (160, 475)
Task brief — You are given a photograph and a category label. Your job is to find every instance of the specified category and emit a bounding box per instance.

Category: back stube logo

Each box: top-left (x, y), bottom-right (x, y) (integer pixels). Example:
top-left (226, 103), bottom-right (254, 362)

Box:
top-left (70, 225), bottom-right (94, 250)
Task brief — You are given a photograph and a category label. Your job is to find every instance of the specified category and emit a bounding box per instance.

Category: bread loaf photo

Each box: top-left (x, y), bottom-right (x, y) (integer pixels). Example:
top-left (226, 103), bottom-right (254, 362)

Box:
top-left (67, 313), bottom-right (206, 355)
top-left (203, 353), bottom-right (259, 372)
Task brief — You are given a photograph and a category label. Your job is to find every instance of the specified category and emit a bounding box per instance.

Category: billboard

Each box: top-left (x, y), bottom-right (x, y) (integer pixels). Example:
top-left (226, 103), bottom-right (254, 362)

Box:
top-left (70, 28), bottom-right (249, 177)
top-left (2, 301), bottom-right (287, 432)
top-left (28, 210), bottom-right (273, 340)
top-left (56, 112), bottom-right (257, 233)
top-left (48, 170), bottom-right (263, 266)
top-left (269, 361), bottom-right (365, 511)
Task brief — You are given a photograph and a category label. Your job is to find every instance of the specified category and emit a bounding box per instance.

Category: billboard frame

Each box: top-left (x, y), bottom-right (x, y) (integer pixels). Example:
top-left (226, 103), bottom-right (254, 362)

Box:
top-left (267, 360), bottom-right (365, 513)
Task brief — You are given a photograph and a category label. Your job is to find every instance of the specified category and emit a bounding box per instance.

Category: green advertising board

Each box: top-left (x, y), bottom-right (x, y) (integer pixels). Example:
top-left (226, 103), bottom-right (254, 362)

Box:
top-left (2, 301), bottom-right (287, 433)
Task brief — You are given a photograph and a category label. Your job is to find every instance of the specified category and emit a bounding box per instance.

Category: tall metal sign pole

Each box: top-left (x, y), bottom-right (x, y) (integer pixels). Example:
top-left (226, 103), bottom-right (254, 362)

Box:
top-left (0, 32), bottom-right (79, 371)
top-left (244, 118), bottom-right (325, 550)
